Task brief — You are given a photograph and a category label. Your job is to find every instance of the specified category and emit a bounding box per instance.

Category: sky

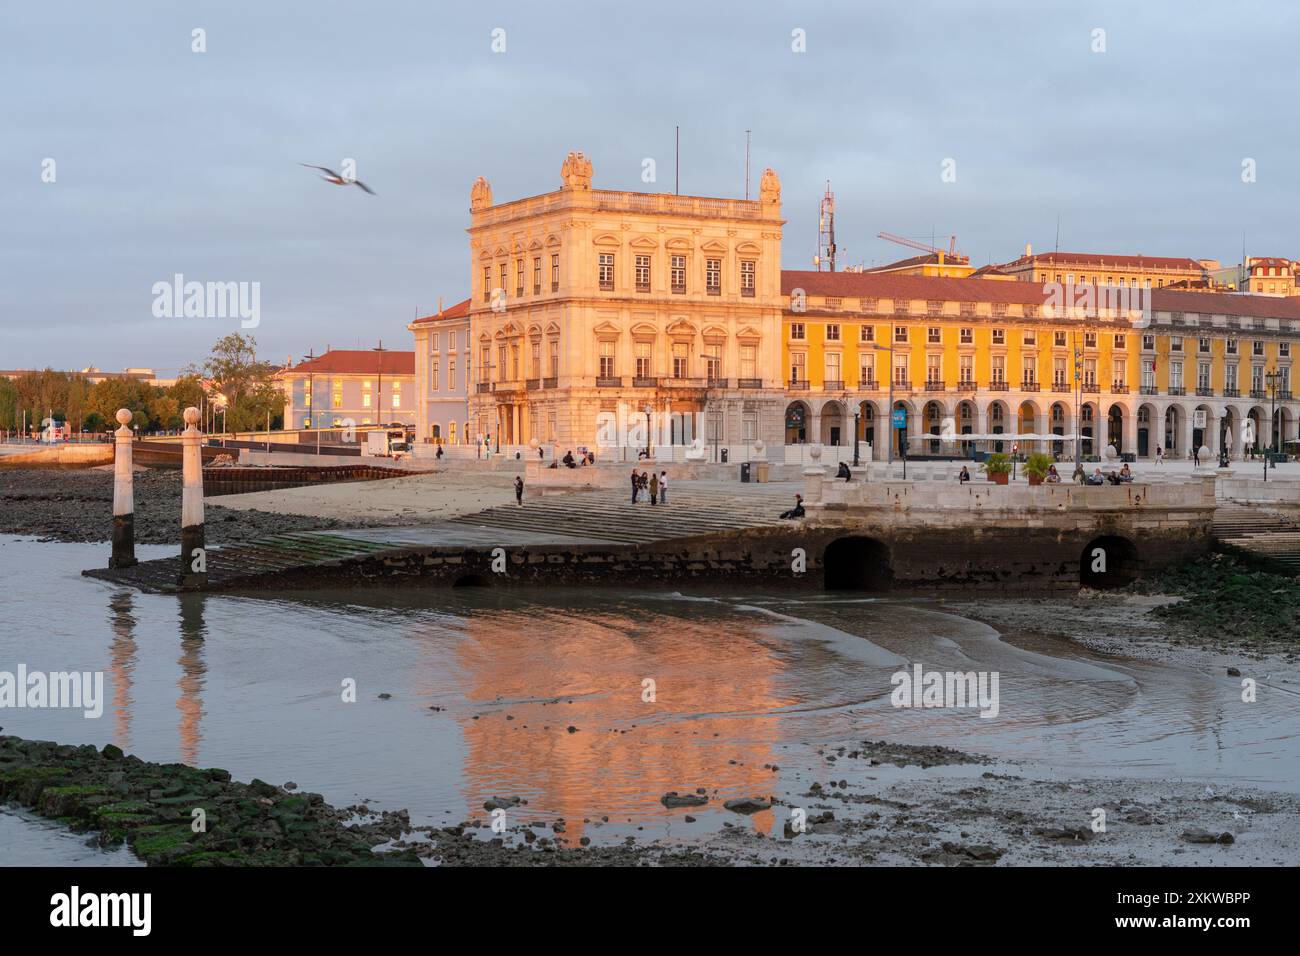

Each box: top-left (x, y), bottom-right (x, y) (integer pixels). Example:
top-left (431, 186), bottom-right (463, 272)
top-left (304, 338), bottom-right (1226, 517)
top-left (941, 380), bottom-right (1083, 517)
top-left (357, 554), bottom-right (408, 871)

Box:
top-left (3, 0), bottom-right (1298, 374)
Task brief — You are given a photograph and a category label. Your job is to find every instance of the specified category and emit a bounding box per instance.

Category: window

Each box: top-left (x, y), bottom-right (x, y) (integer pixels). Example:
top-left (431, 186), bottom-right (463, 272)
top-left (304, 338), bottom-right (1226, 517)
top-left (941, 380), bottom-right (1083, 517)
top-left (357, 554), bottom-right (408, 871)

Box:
top-left (860, 354), bottom-right (876, 385)
top-left (826, 323), bottom-right (841, 341)
top-left (635, 255), bottom-right (651, 292)
top-left (705, 258), bottom-right (721, 295)
top-left (551, 254), bottom-right (560, 292)
top-left (927, 300), bottom-right (943, 316)
top-left (1023, 330), bottom-right (1036, 346)
top-left (992, 303), bottom-right (1008, 317)
top-left (548, 339), bottom-right (558, 377)
top-left (894, 325), bottom-right (909, 343)
top-left (515, 259), bottom-right (524, 297)
top-left (1083, 359), bottom-right (1096, 386)
top-left (530, 341), bottom-right (541, 378)
top-left (991, 355), bottom-right (1006, 384)
top-left (1253, 340), bottom-right (1265, 356)
top-left (598, 340), bottom-right (615, 378)
top-left (482, 266), bottom-right (491, 302)
top-left (671, 255), bottom-right (686, 293)
top-left (960, 327), bottom-right (973, 344)
top-left (1169, 360), bottom-right (1183, 389)
top-left (790, 352), bottom-right (806, 383)
top-left (431, 360), bottom-right (438, 391)
top-left (479, 346), bottom-right (490, 382)
top-left (894, 299), bottom-right (911, 315)
top-left (743, 411), bottom-right (758, 442)
top-left (1054, 357), bottom-right (1067, 386)
top-left (705, 344), bottom-right (723, 382)
top-left (672, 342), bottom-right (689, 378)
top-left (635, 341), bottom-right (652, 379)
top-left (825, 352), bottom-right (841, 384)
top-left (498, 345), bottom-right (507, 381)
top-left (740, 260), bottom-right (756, 297)
top-left (860, 297), bottom-right (878, 313)
top-left (533, 257), bottom-right (541, 295)
top-left (1281, 342), bottom-right (1291, 357)
top-left (1225, 363), bottom-right (1238, 392)
top-left (1055, 331), bottom-right (1068, 347)
top-left (740, 344), bottom-right (757, 380)
top-left (960, 302), bottom-right (976, 317)
top-left (449, 359), bottom-right (456, 390)
top-left (893, 352), bottom-right (909, 384)
top-left (1198, 337), bottom-right (1211, 353)
top-left (959, 354), bottom-right (974, 385)
top-left (1021, 356), bottom-right (1036, 384)
top-left (1252, 365), bottom-right (1264, 391)
top-left (1084, 332), bottom-right (1098, 349)
top-left (992, 328), bottom-right (1005, 345)
top-left (790, 322), bottom-right (806, 340)
top-left (1115, 334), bottom-right (1128, 350)
top-left (928, 327), bottom-right (941, 344)
top-left (1225, 338), bottom-right (1237, 354)
top-left (1170, 336), bottom-right (1182, 352)
top-left (598, 254), bottom-right (615, 291)
top-left (431, 333), bottom-right (440, 352)
top-left (332, 384), bottom-right (342, 408)
top-left (1197, 362), bottom-right (1211, 390)
top-left (391, 383), bottom-right (401, 409)
top-left (926, 354), bottom-right (941, 383)
top-left (860, 325), bottom-right (875, 342)
top-left (1142, 334), bottom-right (1155, 350)
top-left (499, 263), bottom-right (508, 298)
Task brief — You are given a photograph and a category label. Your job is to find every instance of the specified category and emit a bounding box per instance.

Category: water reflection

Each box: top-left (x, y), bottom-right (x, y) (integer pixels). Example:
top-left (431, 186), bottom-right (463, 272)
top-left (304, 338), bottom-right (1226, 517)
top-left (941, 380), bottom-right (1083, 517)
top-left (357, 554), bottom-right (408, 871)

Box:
top-left (107, 591), bottom-right (137, 751)
top-left (177, 594), bottom-right (208, 765)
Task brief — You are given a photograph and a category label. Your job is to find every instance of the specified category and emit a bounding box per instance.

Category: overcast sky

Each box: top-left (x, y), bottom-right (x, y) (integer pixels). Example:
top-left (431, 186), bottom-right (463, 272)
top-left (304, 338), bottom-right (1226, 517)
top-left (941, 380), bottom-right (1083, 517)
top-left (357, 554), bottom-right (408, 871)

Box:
top-left (4, 0), bottom-right (1297, 373)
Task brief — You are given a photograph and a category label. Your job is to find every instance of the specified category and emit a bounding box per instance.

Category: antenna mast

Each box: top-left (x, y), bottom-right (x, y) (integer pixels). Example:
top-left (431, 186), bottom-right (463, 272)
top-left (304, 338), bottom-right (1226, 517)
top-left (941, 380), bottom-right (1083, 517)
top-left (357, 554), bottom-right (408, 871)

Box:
top-left (815, 181), bottom-right (836, 272)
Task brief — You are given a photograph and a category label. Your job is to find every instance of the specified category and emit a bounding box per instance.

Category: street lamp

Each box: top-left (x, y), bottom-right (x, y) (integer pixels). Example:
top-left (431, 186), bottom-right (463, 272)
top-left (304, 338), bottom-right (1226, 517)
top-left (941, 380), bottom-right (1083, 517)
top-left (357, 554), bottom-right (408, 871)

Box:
top-left (372, 340), bottom-right (387, 429)
top-left (1265, 370), bottom-right (1282, 479)
top-left (871, 342), bottom-right (895, 465)
top-left (644, 405), bottom-right (652, 460)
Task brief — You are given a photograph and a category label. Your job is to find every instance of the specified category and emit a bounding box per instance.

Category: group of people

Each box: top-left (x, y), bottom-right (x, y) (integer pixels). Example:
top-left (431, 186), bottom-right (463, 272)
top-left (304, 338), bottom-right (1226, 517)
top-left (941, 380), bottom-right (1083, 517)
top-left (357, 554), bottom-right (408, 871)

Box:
top-left (1085, 463), bottom-right (1135, 485)
top-left (631, 469), bottom-right (669, 505)
top-left (562, 449), bottom-right (596, 469)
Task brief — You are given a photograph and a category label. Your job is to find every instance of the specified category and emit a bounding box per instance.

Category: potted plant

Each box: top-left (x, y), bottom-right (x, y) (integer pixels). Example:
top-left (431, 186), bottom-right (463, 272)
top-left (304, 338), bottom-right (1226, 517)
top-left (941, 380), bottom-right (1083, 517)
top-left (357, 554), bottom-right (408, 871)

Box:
top-left (1023, 452), bottom-right (1055, 486)
top-left (981, 452), bottom-right (1013, 484)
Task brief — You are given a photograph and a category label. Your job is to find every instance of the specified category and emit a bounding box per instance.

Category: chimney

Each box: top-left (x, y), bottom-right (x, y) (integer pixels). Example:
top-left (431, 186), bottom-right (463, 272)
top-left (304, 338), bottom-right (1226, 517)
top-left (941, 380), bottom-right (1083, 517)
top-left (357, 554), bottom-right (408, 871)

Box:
top-left (1024, 242), bottom-right (1032, 257)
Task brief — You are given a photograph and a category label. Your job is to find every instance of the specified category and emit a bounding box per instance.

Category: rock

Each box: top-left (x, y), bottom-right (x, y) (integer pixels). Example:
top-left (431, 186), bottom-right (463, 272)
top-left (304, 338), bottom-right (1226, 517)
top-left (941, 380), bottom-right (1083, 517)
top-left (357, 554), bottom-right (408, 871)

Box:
top-left (723, 797), bottom-right (772, 815)
top-left (1226, 667), bottom-right (1242, 677)
top-left (101, 744), bottom-right (124, 761)
top-left (1183, 827), bottom-right (1234, 845)
top-left (483, 795), bottom-right (522, 812)
top-left (566, 726), bottom-right (578, 734)
top-left (283, 782), bottom-right (297, 791)
top-left (377, 693), bottom-right (392, 700)
top-left (660, 791), bottom-right (708, 809)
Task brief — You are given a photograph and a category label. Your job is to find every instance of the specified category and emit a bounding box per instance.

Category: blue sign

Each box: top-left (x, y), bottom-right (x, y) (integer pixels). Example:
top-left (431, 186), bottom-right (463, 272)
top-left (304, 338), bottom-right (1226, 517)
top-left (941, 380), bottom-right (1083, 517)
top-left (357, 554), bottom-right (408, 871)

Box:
top-left (891, 409), bottom-right (907, 429)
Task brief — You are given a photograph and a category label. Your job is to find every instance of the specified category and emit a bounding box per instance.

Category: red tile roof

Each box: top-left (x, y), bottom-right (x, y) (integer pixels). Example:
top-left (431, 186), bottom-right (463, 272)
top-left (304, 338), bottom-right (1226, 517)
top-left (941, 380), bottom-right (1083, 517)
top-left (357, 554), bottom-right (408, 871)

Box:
top-left (1004, 251), bottom-right (1205, 271)
top-left (779, 270), bottom-right (1300, 320)
top-left (286, 349), bottom-right (415, 375)
top-left (410, 297), bottom-right (471, 326)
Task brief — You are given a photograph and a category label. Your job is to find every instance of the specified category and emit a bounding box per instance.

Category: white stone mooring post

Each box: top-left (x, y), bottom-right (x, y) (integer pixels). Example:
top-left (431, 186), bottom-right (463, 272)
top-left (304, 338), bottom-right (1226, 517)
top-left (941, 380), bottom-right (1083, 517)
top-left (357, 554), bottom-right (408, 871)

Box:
top-left (109, 408), bottom-right (137, 569)
top-left (802, 443), bottom-right (826, 503)
top-left (178, 406), bottom-right (206, 588)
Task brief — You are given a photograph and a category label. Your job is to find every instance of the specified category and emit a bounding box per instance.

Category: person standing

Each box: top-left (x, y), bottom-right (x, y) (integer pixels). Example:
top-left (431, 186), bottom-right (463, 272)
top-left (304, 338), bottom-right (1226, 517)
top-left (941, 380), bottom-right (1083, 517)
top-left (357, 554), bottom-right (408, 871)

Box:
top-left (649, 471), bottom-right (660, 505)
top-left (658, 471), bottom-right (668, 504)
top-left (1155, 445), bottom-right (1163, 466)
top-left (630, 468), bottom-right (640, 504)
top-left (514, 475), bottom-right (524, 506)
top-left (1193, 445), bottom-right (1200, 467)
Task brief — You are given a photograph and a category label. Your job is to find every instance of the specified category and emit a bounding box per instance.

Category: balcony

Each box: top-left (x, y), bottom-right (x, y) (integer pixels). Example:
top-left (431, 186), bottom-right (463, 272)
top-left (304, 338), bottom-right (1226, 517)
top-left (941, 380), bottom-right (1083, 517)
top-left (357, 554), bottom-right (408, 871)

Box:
top-left (1081, 383), bottom-right (1100, 394)
top-left (1020, 381), bottom-right (1039, 392)
top-left (635, 282), bottom-right (650, 294)
top-left (1223, 387), bottom-right (1240, 398)
top-left (988, 380), bottom-right (1009, 391)
top-left (957, 378), bottom-right (975, 390)
top-left (599, 280), bottom-right (614, 292)
top-left (1196, 386), bottom-right (1214, 397)
top-left (737, 378), bottom-right (763, 389)
top-left (1112, 383), bottom-right (1129, 394)
top-left (706, 377), bottom-right (729, 389)
top-left (788, 379), bottom-right (810, 391)
top-left (671, 283), bottom-right (686, 295)
top-left (892, 379), bottom-right (912, 391)
top-left (1281, 390), bottom-right (1294, 401)
top-left (596, 376), bottom-right (623, 388)
top-left (631, 376), bottom-right (656, 388)
top-left (924, 379), bottom-right (946, 391)
top-left (525, 378), bottom-right (540, 391)
top-left (741, 287), bottom-right (755, 298)
top-left (475, 382), bottom-right (491, 394)
top-left (1251, 388), bottom-right (1266, 399)
top-left (494, 379), bottom-right (523, 393)
top-left (1052, 383), bottom-right (1071, 393)
top-left (859, 379), bottom-right (880, 391)
top-left (1168, 386), bottom-right (1186, 396)
top-left (551, 282), bottom-right (559, 293)
top-left (1140, 386), bottom-right (1158, 395)
top-left (542, 377), bottom-right (557, 389)
top-left (823, 379), bottom-right (845, 391)
top-left (661, 376), bottom-right (708, 389)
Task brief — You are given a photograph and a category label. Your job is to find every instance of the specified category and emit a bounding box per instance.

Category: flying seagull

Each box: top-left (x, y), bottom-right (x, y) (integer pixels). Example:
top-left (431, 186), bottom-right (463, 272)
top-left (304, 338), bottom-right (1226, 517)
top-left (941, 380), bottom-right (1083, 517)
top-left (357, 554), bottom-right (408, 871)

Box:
top-left (300, 164), bottom-right (376, 195)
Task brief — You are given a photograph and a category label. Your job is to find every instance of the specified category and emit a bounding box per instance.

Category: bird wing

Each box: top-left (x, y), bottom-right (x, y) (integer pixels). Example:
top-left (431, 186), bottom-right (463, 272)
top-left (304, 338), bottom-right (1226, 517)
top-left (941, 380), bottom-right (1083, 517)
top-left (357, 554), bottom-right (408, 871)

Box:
top-left (300, 163), bottom-right (341, 178)
top-left (353, 180), bottom-right (376, 195)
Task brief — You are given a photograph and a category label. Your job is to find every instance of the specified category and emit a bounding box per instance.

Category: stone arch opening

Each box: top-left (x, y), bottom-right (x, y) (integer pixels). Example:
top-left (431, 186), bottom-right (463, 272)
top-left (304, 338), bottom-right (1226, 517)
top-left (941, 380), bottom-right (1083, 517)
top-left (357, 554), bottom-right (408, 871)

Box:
top-left (824, 536), bottom-right (894, 591)
top-left (785, 401), bottom-right (811, 444)
top-left (1079, 535), bottom-right (1140, 590)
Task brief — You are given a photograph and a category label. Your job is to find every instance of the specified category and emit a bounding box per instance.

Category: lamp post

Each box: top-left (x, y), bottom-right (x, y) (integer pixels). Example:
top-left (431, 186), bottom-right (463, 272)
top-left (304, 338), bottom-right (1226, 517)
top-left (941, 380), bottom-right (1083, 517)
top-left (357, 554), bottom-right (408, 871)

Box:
top-left (1266, 370), bottom-right (1281, 479)
top-left (1073, 331), bottom-right (1084, 481)
top-left (372, 340), bottom-right (387, 428)
top-left (644, 405), bottom-right (652, 460)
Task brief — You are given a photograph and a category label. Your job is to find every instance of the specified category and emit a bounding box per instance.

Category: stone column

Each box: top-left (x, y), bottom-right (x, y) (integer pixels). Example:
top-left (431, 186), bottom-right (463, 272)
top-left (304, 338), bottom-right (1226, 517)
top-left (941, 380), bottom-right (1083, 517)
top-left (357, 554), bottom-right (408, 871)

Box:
top-left (178, 406), bottom-right (206, 588)
top-left (802, 444), bottom-right (826, 502)
top-left (109, 408), bottom-right (137, 569)
top-left (1179, 408), bottom-right (1195, 462)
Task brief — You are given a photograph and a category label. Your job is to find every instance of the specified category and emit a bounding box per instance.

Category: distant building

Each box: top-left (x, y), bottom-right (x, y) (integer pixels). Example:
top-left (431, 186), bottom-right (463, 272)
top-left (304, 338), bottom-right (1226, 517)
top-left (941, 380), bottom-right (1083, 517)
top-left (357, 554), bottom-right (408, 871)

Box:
top-left (408, 299), bottom-right (471, 446)
top-left (277, 349), bottom-right (415, 429)
top-left (1207, 257), bottom-right (1298, 296)
top-left (861, 251), bottom-right (975, 279)
top-left (0, 366), bottom-right (174, 387)
top-left (999, 247), bottom-right (1215, 290)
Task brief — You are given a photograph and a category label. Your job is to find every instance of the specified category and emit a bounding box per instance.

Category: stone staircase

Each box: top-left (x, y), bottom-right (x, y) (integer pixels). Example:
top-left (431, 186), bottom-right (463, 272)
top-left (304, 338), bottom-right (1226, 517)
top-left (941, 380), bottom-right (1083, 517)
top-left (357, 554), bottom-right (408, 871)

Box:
top-left (1212, 505), bottom-right (1300, 573)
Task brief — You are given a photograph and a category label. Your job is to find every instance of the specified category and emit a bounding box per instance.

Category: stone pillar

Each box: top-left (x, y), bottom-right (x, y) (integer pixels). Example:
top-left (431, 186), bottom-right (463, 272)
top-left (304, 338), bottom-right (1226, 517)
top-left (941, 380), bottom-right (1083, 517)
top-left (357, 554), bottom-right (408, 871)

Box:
top-left (802, 445), bottom-right (826, 502)
top-left (109, 408), bottom-right (137, 569)
top-left (178, 406), bottom-right (206, 588)
top-left (1179, 409), bottom-right (1194, 462)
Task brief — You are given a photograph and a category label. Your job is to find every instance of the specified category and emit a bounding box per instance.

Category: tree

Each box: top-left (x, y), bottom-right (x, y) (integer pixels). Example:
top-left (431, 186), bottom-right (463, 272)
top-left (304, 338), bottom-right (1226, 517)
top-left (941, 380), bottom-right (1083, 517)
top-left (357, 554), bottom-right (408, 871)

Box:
top-left (202, 333), bottom-right (281, 432)
top-left (89, 378), bottom-right (156, 432)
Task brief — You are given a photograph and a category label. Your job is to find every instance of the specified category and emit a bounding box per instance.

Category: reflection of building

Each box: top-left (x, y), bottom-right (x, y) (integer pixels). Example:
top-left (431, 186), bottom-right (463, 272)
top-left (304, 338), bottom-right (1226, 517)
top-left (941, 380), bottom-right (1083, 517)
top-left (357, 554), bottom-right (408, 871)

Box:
top-left (407, 299), bottom-right (471, 446)
top-left (444, 604), bottom-right (788, 842)
top-left (779, 271), bottom-right (1300, 461)
top-left (278, 349), bottom-right (416, 428)
top-left (464, 152), bottom-right (787, 457)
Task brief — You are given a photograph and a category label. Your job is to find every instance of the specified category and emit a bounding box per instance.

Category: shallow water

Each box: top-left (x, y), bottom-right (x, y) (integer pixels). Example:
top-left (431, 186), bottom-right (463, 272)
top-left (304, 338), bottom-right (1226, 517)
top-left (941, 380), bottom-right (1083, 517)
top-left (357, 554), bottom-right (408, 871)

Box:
top-left (2, 534), bottom-right (1297, 859)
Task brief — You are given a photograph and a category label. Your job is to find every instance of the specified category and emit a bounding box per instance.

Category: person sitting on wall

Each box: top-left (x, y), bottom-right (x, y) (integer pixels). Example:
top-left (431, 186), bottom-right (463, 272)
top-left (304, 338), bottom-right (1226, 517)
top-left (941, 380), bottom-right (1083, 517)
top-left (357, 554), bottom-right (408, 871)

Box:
top-left (1119, 463), bottom-right (1133, 481)
top-left (1086, 468), bottom-right (1106, 486)
top-left (1045, 464), bottom-right (1061, 484)
top-left (958, 466), bottom-right (971, 483)
top-left (563, 450), bottom-right (576, 468)
top-left (837, 461), bottom-right (852, 481)
top-left (1106, 470), bottom-right (1123, 485)
top-left (779, 494), bottom-right (806, 520)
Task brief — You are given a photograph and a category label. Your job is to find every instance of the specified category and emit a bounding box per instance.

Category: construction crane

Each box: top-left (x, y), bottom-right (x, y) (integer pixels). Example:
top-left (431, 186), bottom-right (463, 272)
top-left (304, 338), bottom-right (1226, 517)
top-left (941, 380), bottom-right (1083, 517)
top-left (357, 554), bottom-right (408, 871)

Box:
top-left (878, 231), bottom-right (963, 260)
